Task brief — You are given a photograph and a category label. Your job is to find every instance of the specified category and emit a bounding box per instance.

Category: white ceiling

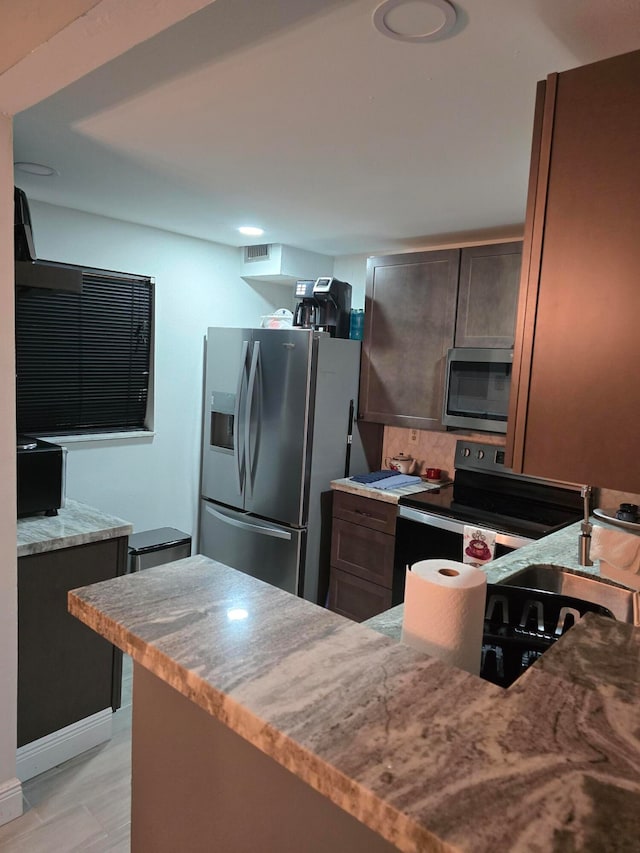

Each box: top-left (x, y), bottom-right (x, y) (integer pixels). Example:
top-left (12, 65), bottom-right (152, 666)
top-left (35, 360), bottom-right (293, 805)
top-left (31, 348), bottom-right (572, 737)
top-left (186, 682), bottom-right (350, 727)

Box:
top-left (12, 0), bottom-right (640, 257)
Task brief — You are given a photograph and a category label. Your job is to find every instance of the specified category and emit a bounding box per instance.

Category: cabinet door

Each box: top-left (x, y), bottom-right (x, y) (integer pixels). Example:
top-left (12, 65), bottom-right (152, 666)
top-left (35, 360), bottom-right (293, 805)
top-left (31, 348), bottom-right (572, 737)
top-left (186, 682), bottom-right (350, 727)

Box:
top-left (507, 50), bottom-right (640, 493)
top-left (359, 250), bottom-right (459, 429)
top-left (18, 537), bottom-right (126, 747)
top-left (455, 242), bottom-right (522, 348)
top-left (331, 517), bottom-right (395, 588)
top-left (328, 568), bottom-right (393, 622)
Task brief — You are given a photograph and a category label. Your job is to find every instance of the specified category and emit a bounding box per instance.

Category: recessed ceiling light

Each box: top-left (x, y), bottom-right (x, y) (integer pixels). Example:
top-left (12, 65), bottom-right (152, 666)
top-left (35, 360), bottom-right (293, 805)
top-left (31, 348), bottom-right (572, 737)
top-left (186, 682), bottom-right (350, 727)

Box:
top-left (238, 226), bottom-right (264, 237)
top-left (14, 161), bottom-right (58, 176)
top-left (373, 0), bottom-right (457, 43)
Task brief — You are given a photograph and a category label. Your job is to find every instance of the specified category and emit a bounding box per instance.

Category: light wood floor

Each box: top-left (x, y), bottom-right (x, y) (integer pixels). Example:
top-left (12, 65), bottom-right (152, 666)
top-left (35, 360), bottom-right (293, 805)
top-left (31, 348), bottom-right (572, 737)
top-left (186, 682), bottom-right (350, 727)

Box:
top-left (0, 656), bottom-right (133, 852)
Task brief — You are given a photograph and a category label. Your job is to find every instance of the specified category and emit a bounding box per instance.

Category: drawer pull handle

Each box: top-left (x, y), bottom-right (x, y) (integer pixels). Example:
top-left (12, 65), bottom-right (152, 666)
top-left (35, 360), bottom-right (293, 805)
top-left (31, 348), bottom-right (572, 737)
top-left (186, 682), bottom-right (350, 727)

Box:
top-left (355, 510), bottom-right (373, 517)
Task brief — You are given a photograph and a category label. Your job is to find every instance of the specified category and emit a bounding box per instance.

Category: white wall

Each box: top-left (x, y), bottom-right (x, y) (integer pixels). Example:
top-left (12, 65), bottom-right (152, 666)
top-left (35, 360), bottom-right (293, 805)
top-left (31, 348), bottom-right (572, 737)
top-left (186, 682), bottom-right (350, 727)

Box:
top-left (31, 201), bottom-right (291, 539)
top-left (332, 254), bottom-right (368, 309)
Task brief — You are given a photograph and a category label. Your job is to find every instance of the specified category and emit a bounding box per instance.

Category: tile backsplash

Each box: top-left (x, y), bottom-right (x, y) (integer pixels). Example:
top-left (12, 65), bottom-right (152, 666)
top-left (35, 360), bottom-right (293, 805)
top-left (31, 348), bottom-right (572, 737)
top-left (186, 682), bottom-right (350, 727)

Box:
top-left (380, 427), bottom-right (640, 510)
top-left (598, 487), bottom-right (640, 512)
top-left (382, 427), bottom-right (503, 480)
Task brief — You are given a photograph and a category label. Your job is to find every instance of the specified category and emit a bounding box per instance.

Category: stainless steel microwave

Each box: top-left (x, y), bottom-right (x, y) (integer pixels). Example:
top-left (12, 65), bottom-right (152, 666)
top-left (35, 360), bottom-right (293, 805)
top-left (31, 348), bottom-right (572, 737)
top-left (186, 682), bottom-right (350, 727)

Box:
top-left (442, 348), bottom-right (513, 434)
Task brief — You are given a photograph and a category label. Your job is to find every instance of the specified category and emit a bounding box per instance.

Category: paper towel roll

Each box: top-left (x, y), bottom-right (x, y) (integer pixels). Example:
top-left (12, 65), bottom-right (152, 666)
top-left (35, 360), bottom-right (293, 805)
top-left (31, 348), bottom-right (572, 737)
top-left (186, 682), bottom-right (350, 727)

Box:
top-left (401, 559), bottom-right (487, 675)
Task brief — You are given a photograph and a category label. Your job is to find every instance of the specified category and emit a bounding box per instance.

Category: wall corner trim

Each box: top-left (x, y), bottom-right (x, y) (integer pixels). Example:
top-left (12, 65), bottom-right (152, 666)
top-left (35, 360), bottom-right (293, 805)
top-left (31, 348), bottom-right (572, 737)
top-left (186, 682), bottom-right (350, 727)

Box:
top-left (0, 776), bottom-right (23, 827)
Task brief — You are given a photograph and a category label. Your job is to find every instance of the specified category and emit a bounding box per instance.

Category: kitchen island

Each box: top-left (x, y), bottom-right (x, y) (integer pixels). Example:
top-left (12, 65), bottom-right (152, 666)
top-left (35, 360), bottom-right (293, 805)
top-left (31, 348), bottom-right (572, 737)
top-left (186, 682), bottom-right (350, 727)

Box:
top-left (68, 533), bottom-right (640, 853)
top-left (17, 499), bottom-right (132, 781)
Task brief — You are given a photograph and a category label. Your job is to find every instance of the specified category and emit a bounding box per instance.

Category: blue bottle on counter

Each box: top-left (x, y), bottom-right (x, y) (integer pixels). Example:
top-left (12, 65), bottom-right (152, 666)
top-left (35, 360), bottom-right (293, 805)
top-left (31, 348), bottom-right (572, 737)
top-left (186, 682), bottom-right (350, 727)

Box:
top-left (349, 308), bottom-right (364, 340)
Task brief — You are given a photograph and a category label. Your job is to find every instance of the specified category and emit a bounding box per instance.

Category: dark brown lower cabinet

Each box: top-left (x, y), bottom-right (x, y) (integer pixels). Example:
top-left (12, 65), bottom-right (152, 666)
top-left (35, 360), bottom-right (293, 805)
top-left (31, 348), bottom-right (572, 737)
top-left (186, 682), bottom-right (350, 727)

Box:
top-left (328, 491), bottom-right (399, 623)
top-left (17, 536), bottom-right (127, 747)
top-left (329, 568), bottom-right (393, 622)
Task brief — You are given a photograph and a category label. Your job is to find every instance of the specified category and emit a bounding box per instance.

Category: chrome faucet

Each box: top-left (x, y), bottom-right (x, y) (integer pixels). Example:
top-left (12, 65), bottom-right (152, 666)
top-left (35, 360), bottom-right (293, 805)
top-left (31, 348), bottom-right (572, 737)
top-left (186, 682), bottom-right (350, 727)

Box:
top-left (579, 485), bottom-right (593, 566)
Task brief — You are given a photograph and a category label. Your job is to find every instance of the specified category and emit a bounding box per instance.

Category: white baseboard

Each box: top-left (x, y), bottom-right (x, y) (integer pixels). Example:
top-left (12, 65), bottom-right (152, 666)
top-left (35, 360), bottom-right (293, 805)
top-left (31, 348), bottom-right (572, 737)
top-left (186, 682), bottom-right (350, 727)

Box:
top-left (16, 708), bottom-right (112, 783)
top-left (0, 777), bottom-right (23, 827)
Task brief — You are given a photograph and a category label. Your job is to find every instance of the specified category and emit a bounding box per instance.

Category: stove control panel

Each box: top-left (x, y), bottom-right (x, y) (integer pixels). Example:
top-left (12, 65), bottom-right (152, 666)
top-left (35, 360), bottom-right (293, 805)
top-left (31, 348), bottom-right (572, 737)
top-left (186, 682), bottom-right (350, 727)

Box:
top-left (454, 441), bottom-right (565, 489)
top-left (455, 441), bottom-right (508, 474)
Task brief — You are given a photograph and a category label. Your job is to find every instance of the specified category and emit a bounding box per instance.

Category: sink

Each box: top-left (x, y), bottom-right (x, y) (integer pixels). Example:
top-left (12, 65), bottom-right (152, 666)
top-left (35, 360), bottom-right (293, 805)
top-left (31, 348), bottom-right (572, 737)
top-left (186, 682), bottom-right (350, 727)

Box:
top-left (501, 564), bottom-right (639, 625)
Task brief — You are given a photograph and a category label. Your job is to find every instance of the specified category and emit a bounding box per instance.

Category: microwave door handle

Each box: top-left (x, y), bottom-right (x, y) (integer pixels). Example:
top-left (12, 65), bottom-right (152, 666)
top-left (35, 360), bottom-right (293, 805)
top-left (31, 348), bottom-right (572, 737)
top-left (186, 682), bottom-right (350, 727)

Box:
top-left (233, 340), bottom-right (249, 494)
top-left (245, 340), bottom-right (260, 497)
top-left (344, 399), bottom-right (354, 478)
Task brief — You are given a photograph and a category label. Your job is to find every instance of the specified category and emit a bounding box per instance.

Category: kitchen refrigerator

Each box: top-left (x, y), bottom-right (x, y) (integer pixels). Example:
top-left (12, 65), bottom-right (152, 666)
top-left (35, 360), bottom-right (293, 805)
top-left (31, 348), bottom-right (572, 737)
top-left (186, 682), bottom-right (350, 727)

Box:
top-left (198, 327), bottom-right (366, 604)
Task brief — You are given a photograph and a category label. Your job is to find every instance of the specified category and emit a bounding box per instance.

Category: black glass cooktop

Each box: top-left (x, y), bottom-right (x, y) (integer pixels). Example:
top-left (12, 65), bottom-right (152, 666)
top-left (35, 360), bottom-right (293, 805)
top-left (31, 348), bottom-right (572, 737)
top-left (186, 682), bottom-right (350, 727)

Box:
top-left (399, 469), bottom-right (584, 539)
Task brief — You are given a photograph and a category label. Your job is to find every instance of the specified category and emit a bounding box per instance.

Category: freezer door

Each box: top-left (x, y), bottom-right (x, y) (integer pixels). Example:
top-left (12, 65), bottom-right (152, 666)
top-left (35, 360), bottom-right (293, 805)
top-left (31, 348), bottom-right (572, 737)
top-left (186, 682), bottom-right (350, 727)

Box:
top-left (201, 328), bottom-right (251, 509)
top-left (199, 500), bottom-right (303, 595)
top-left (244, 328), bottom-right (314, 526)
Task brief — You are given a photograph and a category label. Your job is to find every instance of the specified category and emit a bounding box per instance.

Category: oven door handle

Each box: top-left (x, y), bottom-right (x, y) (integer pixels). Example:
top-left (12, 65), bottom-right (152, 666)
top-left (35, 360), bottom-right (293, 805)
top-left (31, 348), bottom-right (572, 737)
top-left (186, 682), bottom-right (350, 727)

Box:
top-left (398, 506), bottom-right (535, 551)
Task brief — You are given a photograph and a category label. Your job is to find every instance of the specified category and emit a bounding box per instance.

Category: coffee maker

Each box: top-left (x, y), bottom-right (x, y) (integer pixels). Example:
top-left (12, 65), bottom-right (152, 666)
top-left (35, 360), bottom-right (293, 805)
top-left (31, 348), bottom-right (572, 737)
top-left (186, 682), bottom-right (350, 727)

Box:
top-left (292, 280), bottom-right (318, 329)
top-left (312, 277), bottom-right (352, 338)
top-left (293, 277), bottom-right (352, 338)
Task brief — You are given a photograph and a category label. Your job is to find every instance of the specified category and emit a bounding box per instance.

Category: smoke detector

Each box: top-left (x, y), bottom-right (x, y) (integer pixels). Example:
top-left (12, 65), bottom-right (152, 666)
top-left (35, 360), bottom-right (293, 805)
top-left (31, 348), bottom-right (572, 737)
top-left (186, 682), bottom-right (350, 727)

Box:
top-left (373, 0), bottom-right (457, 43)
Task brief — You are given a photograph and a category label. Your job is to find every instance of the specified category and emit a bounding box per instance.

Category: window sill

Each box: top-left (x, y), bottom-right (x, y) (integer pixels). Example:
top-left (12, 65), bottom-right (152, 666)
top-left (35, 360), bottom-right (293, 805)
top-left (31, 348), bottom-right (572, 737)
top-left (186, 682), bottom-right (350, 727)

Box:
top-left (40, 431), bottom-right (155, 444)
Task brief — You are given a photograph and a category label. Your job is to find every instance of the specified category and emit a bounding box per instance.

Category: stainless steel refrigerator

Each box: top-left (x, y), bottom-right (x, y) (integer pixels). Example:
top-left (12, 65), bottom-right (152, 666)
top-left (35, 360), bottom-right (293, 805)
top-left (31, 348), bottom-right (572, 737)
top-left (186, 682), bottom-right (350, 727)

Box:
top-left (198, 327), bottom-right (366, 604)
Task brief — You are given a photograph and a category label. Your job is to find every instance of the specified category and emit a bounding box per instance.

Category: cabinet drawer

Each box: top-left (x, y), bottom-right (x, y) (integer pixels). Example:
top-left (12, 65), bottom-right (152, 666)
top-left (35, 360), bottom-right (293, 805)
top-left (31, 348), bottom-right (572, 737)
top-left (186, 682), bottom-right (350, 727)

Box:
top-left (332, 490), bottom-right (396, 535)
top-left (330, 517), bottom-right (395, 588)
top-left (18, 537), bottom-right (126, 747)
top-left (328, 568), bottom-right (393, 623)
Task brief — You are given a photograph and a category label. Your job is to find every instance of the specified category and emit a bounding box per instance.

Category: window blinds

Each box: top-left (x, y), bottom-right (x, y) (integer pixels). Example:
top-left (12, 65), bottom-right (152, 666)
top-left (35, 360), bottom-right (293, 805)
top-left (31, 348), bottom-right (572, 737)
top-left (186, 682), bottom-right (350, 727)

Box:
top-left (15, 268), bottom-right (153, 435)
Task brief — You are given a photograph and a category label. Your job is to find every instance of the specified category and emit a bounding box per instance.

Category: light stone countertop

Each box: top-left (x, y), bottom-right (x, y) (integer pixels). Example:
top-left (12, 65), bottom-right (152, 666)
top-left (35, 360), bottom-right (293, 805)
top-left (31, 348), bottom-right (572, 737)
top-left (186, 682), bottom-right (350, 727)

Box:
top-left (69, 550), bottom-right (640, 853)
top-left (365, 519), bottom-right (632, 640)
top-left (331, 476), bottom-right (448, 504)
top-left (18, 498), bottom-right (133, 557)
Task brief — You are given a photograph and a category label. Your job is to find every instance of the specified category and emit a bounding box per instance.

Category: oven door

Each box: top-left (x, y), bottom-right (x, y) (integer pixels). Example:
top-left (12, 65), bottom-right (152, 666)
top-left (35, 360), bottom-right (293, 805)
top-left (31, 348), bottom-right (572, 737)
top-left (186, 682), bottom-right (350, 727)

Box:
top-left (395, 506), bottom-right (534, 572)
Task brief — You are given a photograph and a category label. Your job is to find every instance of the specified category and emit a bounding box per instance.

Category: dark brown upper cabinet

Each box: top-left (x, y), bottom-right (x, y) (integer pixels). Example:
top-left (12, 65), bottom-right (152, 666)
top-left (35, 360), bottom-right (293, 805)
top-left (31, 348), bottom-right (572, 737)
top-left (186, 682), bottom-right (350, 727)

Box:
top-left (359, 249), bottom-right (459, 430)
top-left (359, 241), bottom-right (522, 429)
top-left (507, 49), bottom-right (640, 493)
top-left (455, 241), bottom-right (523, 348)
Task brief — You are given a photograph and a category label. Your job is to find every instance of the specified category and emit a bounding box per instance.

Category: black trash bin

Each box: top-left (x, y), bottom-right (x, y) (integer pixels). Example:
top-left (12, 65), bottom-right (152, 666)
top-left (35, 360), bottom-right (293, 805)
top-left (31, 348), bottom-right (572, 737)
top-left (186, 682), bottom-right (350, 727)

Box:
top-left (128, 527), bottom-right (191, 572)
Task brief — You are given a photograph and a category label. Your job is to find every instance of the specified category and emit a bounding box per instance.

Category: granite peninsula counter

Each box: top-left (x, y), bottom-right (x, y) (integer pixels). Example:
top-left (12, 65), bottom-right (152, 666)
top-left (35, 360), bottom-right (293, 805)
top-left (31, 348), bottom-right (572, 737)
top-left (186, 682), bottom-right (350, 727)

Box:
top-left (69, 546), bottom-right (640, 853)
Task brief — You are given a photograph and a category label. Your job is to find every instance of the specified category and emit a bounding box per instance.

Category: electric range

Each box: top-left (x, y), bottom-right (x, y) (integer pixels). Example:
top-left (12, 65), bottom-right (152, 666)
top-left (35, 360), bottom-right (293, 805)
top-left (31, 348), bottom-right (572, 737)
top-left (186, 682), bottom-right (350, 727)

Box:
top-left (398, 440), bottom-right (584, 546)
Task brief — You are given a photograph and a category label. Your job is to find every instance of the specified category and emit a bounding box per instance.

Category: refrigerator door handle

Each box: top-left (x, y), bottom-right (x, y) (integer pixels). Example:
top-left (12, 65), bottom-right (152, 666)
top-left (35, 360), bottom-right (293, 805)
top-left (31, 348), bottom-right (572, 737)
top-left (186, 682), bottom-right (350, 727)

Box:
top-left (345, 398), bottom-right (354, 477)
top-left (233, 340), bottom-right (250, 494)
top-left (245, 340), bottom-right (261, 497)
top-left (204, 503), bottom-right (292, 540)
